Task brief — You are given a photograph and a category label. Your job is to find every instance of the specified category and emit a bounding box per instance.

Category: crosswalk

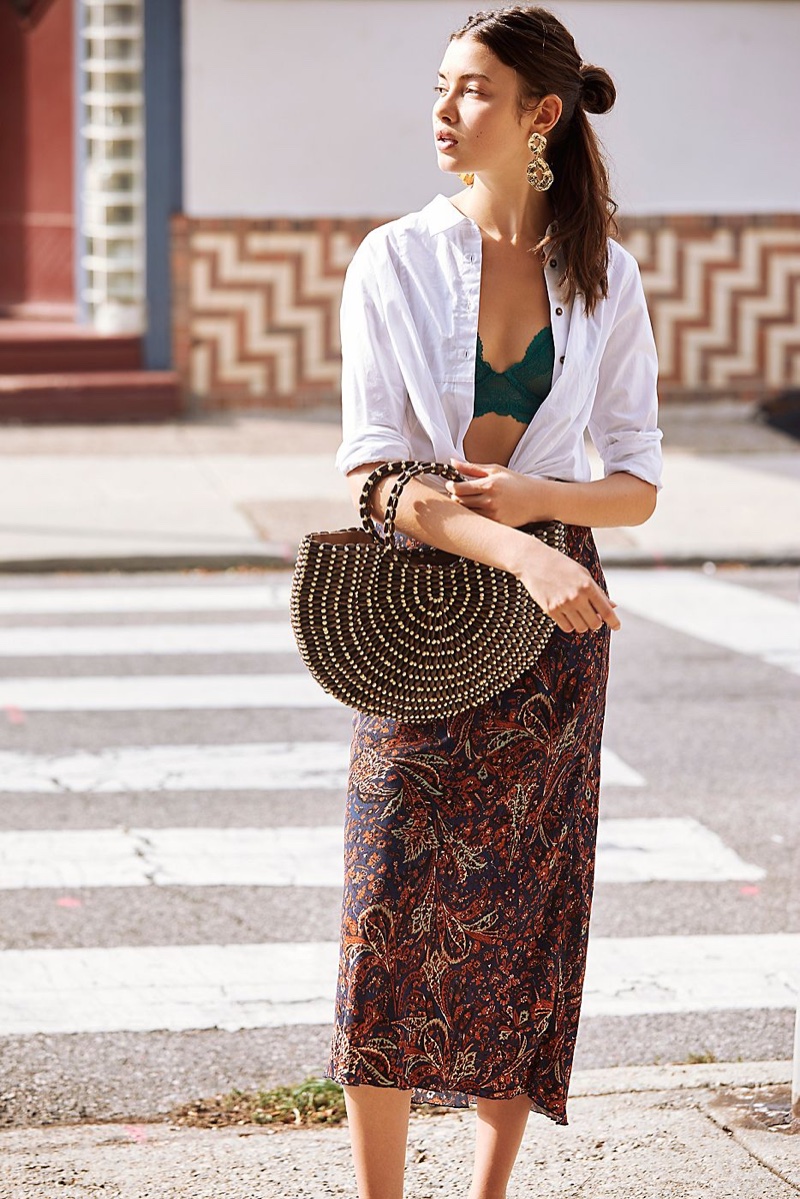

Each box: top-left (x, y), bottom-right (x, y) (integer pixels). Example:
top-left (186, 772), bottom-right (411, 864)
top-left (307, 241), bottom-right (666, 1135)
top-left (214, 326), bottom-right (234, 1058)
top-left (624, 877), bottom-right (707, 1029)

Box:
top-left (0, 567), bottom-right (797, 1097)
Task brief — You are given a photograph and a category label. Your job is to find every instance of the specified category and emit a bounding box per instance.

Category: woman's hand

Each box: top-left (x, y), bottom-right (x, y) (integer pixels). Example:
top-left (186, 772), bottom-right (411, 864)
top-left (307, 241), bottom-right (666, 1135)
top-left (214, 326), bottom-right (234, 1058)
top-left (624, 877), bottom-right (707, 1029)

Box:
top-left (517, 540), bottom-right (621, 635)
top-left (445, 457), bottom-right (554, 525)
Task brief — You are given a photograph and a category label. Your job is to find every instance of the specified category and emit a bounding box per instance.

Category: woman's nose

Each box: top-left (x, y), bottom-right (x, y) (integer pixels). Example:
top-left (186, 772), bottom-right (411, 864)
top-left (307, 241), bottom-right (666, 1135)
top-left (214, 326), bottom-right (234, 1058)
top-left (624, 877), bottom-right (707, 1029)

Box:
top-left (433, 92), bottom-right (455, 121)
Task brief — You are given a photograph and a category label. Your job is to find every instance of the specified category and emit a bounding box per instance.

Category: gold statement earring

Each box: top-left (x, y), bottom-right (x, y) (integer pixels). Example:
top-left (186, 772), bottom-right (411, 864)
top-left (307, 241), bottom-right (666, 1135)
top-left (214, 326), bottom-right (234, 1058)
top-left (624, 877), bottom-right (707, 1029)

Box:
top-left (459, 172), bottom-right (475, 186)
top-left (526, 132), bottom-right (554, 191)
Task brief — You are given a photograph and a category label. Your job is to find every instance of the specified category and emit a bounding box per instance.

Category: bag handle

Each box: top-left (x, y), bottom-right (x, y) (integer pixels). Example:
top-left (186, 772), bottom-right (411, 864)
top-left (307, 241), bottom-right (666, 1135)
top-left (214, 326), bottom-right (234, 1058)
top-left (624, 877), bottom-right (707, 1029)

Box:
top-left (359, 460), bottom-right (464, 551)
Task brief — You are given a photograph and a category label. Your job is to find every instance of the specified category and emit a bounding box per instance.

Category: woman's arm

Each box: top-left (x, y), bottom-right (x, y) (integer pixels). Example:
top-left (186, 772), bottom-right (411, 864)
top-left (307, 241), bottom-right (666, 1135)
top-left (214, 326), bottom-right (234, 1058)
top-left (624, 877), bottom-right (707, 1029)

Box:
top-left (586, 251), bottom-right (664, 497)
top-left (443, 459), bottom-right (657, 527)
top-left (345, 462), bottom-right (620, 635)
top-left (542, 472), bottom-right (656, 525)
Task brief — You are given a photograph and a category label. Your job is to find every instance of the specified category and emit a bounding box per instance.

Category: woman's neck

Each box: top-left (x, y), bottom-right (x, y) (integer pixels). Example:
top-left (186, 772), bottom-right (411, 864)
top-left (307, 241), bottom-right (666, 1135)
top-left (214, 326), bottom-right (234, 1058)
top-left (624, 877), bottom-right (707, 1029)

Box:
top-left (448, 176), bottom-right (555, 246)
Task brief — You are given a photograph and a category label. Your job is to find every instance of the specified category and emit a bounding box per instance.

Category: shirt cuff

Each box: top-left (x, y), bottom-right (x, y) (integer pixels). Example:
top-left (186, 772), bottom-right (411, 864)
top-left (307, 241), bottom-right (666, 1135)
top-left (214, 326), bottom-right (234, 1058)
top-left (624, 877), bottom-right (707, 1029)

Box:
top-left (600, 432), bottom-right (664, 492)
top-left (334, 436), bottom-right (414, 476)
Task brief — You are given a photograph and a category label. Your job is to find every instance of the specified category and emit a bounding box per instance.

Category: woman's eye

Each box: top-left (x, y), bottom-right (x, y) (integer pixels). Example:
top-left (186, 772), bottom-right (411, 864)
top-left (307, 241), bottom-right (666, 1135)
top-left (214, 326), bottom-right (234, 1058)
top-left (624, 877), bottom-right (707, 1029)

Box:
top-left (433, 85), bottom-right (481, 96)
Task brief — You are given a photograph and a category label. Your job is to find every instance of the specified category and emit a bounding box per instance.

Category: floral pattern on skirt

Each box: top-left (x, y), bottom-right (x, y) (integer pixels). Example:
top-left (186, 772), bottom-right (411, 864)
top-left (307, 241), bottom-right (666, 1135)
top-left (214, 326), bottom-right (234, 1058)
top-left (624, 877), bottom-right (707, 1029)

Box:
top-left (325, 522), bottom-right (611, 1125)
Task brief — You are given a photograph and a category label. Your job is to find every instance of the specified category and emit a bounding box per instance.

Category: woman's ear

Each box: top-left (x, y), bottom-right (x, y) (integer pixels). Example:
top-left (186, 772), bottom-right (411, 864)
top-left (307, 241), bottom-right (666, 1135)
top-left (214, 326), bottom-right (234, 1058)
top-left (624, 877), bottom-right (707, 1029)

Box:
top-left (527, 92), bottom-right (562, 138)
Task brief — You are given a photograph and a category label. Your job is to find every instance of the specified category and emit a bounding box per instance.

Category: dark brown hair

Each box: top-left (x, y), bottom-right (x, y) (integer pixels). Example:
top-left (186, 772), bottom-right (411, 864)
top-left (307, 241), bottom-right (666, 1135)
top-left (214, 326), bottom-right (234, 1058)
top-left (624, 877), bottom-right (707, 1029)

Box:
top-left (450, 5), bottom-right (619, 316)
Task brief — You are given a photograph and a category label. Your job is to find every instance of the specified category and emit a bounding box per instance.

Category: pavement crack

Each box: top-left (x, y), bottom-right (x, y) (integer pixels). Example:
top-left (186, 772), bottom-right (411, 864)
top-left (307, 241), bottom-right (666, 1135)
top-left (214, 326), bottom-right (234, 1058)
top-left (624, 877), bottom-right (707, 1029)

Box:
top-left (699, 1101), bottom-right (800, 1193)
top-left (129, 830), bottom-right (165, 886)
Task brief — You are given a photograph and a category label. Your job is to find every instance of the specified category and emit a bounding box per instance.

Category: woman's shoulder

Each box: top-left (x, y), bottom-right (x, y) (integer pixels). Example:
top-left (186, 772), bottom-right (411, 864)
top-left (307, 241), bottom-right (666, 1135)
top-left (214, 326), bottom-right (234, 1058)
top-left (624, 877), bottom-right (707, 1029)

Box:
top-left (352, 197), bottom-right (448, 263)
top-left (606, 235), bottom-right (644, 290)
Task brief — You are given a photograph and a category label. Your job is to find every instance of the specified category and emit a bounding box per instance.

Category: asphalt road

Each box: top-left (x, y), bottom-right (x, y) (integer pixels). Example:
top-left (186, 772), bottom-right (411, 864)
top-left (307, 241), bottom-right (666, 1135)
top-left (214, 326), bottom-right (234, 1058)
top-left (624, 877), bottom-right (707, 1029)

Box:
top-left (0, 564), bottom-right (797, 1129)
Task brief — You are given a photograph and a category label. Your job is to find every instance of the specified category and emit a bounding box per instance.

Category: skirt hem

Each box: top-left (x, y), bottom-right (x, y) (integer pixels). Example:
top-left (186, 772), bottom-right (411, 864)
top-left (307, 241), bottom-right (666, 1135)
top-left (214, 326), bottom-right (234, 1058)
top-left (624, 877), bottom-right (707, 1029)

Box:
top-left (324, 1068), bottom-right (569, 1127)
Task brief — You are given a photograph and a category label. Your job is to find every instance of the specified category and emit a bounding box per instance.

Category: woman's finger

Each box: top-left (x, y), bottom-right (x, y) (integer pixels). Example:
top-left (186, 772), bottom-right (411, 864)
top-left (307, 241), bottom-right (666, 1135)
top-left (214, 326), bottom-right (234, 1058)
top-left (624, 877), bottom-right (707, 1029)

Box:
top-left (449, 457), bottom-right (489, 477)
top-left (551, 609), bottom-right (576, 634)
top-left (448, 482), bottom-right (484, 497)
top-left (558, 590), bottom-right (621, 635)
top-left (572, 601), bottom-right (605, 633)
top-left (593, 591), bottom-right (621, 630)
top-left (564, 604), bottom-right (594, 634)
top-left (448, 489), bottom-right (479, 505)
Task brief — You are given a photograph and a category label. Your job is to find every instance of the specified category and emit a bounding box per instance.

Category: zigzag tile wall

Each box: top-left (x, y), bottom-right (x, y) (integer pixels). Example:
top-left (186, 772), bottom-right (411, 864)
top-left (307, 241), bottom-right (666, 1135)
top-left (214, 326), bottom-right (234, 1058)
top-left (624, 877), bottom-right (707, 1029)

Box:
top-left (171, 215), bottom-right (381, 411)
top-left (172, 213), bottom-right (800, 409)
top-left (619, 214), bottom-right (800, 397)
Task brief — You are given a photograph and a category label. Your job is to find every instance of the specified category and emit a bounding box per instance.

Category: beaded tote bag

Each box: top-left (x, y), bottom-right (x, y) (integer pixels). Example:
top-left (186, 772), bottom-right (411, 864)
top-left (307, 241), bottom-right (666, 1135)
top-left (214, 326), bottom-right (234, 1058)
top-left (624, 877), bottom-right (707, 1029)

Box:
top-left (290, 460), bottom-right (567, 722)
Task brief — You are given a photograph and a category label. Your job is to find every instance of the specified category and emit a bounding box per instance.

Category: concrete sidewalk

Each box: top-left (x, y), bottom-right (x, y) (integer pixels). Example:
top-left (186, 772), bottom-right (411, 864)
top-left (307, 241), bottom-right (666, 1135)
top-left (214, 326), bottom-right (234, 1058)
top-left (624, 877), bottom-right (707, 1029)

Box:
top-left (0, 399), bottom-right (797, 571)
top-left (0, 1062), bottom-right (796, 1197)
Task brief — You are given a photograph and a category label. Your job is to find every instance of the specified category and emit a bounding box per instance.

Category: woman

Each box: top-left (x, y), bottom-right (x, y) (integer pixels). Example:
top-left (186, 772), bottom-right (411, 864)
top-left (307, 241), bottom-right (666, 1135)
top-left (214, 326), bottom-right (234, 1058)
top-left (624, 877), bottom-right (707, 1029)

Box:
top-left (325, 6), bottom-right (663, 1198)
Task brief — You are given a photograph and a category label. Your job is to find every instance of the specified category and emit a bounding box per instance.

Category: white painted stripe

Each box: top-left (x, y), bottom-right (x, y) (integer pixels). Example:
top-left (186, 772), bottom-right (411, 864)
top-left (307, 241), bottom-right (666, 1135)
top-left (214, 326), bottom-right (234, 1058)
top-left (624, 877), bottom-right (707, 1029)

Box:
top-left (0, 942), bottom-right (336, 1034)
top-left (601, 748), bottom-right (644, 788)
top-left (583, 934), bottom-right (800, 1018)
top-left (607, 568), bottom-right (800, 674)
top-left (0, 623), bottom-right (296, 656)
top-left (0, 674), bottom-right (340, 711)
top-left (0, 585), bottom-right (291, 616)
top-left (0, 818), bottom-right (763, 890)
top-left (0, 934), bottom-right (795, 1035)
top-left (0, 827), bottom-right (346, 889)
top-left (0, 742), bottom-right (349, 792)
top-left (594, 817), bottom-right (765, 883)
top-left (0, 743), bottom-right (643, 793)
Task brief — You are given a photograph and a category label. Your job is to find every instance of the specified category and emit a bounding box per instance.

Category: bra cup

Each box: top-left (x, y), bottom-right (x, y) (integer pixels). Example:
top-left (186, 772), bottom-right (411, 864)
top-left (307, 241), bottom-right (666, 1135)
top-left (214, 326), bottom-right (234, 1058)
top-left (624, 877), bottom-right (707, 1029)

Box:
top-left (474, 325), bottom-right (555, 425)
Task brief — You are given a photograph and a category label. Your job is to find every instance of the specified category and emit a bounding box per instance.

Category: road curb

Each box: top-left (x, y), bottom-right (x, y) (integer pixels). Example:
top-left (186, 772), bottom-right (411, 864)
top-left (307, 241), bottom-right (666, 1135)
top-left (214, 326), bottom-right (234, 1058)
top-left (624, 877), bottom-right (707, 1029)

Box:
top-left (1, 551), bottom-right (799, 574)
top-left (568, 1059), bottom-right (792, 1098)
top-left (0, 550), bottom-right (297, 574)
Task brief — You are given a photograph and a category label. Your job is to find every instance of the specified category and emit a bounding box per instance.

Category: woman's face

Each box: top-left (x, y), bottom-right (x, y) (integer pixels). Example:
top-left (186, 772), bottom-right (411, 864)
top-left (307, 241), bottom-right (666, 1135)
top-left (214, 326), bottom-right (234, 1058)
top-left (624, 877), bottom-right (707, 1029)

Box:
top-left (433, 36), bottom-right (536, 180)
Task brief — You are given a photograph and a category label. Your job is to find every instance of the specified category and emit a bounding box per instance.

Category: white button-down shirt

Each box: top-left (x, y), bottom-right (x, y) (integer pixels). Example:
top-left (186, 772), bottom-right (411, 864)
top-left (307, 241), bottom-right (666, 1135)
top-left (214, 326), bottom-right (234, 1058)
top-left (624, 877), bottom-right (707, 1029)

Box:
top-left (334, 192), bottom-right (663, 491)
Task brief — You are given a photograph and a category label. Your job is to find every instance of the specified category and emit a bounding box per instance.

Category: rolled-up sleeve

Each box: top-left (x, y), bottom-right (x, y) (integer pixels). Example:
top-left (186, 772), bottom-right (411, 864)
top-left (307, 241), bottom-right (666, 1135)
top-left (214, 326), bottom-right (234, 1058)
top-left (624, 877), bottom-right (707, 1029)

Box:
top-left (334, 236), bottom-right (413, 476)
top-left (587, 252), bottom-right (664, 492)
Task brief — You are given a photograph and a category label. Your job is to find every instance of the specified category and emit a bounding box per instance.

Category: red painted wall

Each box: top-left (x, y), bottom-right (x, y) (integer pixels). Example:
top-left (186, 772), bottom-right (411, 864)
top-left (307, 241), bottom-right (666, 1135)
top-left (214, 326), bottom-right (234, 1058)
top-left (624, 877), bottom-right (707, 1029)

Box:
top-left (0, 0), bottom-right (75, 315)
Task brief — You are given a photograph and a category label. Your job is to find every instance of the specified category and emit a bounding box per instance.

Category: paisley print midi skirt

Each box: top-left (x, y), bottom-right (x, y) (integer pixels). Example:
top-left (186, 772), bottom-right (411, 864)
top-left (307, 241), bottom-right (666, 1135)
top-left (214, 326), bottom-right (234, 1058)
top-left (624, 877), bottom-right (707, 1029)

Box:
top-left (325, 522), bottom-right (611, 1125)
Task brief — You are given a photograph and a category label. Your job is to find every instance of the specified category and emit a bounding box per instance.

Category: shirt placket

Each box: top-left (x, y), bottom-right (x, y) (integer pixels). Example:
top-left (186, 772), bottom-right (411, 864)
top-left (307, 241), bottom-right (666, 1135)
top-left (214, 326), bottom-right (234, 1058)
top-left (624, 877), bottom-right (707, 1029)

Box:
top-left (454, 228), bottom-right (483, 448)
top-left (544, 250), bottom-right (569, 387)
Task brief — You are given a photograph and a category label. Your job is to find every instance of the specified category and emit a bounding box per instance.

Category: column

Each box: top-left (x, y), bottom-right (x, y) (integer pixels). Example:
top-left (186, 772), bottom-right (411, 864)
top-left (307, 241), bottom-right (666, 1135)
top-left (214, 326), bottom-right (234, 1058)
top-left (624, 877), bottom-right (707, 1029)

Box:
top-left (79, 0), bottom-right (145, 334)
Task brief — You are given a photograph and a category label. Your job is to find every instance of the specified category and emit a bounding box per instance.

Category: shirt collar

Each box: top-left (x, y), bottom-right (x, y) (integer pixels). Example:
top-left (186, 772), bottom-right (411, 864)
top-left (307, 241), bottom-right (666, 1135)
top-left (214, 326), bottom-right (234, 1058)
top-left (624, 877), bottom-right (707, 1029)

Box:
top-left (424, 193), bottom-right (471, 235)
top-left (424, 192), bottom-right (558, 240)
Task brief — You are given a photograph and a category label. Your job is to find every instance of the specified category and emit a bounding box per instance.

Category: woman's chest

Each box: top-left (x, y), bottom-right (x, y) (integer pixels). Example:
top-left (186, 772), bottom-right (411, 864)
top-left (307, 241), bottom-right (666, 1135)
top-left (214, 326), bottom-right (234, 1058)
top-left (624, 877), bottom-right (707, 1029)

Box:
top-left (476, 243), bottom-right (551, 373)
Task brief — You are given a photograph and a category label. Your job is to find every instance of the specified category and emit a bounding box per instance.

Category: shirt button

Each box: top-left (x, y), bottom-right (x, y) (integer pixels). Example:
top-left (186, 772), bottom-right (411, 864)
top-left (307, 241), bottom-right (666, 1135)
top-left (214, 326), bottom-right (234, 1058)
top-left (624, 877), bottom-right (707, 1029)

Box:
top-left (559, 355), bottom-right (565, 364)
top-left (555, 307), bottom-right (563, 315)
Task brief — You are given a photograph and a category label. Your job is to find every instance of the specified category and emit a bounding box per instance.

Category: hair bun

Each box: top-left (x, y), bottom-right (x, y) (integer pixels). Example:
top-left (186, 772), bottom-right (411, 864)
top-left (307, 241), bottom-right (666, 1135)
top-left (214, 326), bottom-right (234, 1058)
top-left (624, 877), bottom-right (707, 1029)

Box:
top-left (579, 63), bottom-right (616, 115)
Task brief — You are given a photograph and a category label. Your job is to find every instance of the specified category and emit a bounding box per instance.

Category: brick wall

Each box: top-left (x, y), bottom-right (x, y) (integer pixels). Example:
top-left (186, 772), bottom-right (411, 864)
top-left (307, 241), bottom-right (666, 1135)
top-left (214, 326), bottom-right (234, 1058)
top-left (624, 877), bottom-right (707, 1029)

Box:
top-left (172, 212), bottom-right (800, 411)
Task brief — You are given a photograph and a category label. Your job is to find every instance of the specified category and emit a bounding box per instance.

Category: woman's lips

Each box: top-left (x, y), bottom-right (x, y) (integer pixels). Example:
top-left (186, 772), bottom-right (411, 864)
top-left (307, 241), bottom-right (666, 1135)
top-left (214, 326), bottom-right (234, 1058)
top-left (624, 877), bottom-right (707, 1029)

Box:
top-left (436, 136), bottom-right (458, 151)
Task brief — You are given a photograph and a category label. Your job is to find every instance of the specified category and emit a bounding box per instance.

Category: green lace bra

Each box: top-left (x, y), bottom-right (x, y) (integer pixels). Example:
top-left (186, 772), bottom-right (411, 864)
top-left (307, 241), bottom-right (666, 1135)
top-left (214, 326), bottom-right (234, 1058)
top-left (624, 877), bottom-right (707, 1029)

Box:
top-left (474, 324), bottom-right (554, 424)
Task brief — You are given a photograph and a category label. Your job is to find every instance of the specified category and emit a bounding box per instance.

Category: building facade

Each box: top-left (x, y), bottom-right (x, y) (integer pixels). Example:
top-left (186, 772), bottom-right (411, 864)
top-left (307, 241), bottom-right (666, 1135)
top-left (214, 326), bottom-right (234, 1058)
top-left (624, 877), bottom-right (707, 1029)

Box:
top-left (3, 0), bottom-right (799, 418)
top-left (0, 0), bottom-right (180, 418)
